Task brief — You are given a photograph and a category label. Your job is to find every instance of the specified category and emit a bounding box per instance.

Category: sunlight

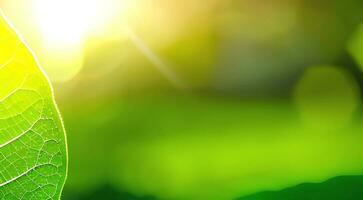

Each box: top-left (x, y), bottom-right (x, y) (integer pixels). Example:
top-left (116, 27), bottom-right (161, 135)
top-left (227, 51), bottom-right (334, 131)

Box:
top-left (36, 0), bottom-right (99, 44)
top-left (34, 0), bottom-right (124, 82)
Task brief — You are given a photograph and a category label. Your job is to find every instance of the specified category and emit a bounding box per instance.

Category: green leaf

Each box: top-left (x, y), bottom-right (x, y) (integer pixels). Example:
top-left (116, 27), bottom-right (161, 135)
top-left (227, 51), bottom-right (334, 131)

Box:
top-left (0, 14), bottom-right (67, 199)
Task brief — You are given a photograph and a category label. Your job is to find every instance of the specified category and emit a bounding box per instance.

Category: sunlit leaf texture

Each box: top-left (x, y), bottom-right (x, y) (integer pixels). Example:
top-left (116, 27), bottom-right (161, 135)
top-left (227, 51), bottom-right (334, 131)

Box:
top-left (0, 14), bottom-right (67, 199)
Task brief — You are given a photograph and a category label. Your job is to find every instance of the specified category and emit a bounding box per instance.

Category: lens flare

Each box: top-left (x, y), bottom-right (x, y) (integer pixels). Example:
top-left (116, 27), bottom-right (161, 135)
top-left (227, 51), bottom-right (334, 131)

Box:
top-left (34, 0), bottom-right (124, 82)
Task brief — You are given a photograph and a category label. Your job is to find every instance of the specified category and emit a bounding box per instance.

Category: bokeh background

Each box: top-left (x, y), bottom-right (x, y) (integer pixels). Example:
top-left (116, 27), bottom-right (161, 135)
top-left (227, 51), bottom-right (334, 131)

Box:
top-left (1, 0), bottom-right (363, 199)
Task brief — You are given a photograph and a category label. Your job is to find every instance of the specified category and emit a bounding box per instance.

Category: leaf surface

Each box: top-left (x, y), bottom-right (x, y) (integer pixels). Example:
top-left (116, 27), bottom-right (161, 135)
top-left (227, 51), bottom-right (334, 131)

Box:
top-left (0, 14), bottom-right (67, 199)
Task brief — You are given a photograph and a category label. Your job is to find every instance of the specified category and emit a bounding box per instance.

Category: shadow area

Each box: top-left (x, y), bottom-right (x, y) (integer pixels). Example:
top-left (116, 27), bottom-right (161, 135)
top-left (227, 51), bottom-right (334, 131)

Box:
top-left (63, 184), bottom-right (157, 200)
top-left (238, 175), bottom-right (363, 200)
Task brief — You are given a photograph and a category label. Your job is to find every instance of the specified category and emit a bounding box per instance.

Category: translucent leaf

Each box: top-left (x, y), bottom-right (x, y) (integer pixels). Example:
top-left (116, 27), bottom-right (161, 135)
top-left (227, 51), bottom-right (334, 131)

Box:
top-left (0, 13), bottom-right (67, 199)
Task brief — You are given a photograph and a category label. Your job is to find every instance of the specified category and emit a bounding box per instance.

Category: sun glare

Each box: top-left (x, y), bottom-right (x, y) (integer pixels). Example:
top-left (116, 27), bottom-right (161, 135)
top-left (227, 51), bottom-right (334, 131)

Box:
top-left (36, 0), bottom-right (98, 44)
top-left (33, 0), bottom-right (124, 82)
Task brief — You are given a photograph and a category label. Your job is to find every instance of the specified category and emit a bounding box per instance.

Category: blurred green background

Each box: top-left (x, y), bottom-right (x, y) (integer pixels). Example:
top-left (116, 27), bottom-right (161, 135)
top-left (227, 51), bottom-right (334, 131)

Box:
top-left (3, 0), bottom-right (363, 199)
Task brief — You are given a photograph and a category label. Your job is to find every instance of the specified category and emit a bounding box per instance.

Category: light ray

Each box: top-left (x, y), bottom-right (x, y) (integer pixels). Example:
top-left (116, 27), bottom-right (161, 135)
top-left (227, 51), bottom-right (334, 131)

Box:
top-left (125, 27), bottom-right (188, 90)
